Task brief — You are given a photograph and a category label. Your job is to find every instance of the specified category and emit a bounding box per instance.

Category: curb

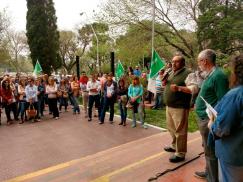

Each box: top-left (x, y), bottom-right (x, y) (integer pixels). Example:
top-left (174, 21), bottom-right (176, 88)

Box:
top-left (79, 105), bottom-right (167, 132)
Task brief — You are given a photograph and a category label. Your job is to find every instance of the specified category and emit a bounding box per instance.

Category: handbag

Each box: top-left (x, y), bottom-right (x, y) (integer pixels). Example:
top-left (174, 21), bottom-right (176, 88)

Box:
top-left (57, 91), bottom-right (62, 97)
top-left (27, 104), bottom-right (37, 119)
top-left (126, 100), bottom-right (133, 109)
top-left (63, 92), bottom-right (68, 98)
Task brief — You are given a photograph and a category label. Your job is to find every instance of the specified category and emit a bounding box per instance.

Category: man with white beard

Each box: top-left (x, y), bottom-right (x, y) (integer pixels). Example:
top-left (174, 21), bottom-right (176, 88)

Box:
top-left (194, 49), bottom-right (229, 181)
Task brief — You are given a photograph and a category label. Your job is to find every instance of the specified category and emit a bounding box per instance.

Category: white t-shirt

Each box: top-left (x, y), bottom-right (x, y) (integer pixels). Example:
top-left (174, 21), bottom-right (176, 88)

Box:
top-left (87, 80), bottom-right (101, 96)
top-left (106, 83), bottom-right (114, 97)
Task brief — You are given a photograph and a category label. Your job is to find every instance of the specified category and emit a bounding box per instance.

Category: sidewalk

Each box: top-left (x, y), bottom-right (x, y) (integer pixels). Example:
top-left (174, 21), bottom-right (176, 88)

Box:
top-left (1, 109), bottom-right (204, 182)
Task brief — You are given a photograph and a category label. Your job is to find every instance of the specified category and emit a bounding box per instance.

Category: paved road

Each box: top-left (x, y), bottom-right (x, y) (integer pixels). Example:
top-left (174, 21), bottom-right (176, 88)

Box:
top-left (0, 108), bottom-right (160, 181)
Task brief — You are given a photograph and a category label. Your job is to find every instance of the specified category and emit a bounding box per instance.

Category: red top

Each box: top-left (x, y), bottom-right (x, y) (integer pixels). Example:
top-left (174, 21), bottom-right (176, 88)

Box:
top-left (1, 88), bottom-right (13, 103)
top-left (79, 76), bottom-right (89, 84)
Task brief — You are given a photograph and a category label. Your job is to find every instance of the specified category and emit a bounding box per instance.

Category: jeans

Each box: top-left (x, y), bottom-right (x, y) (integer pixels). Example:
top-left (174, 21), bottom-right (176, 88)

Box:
top-left (59, 97), bottom-right (68, 111)
top-left (38, 96), bottom-right (44, 116)
top-left (132, 103), bottom-right (144, 126)
top-left (100, 97), bottom-right (115, 123)
top-left (197, 118), bottom-right (218, 182)
top-left (154, 92), bottom-right (163, 109)
top-left (119, 100), bottom-right (127, 123)
top-left (88, 95), bottom-right (101, 119)
top-left (70, 96), bottom-right (80, 113)
top-left (18, 100), bottom-right (26, 120)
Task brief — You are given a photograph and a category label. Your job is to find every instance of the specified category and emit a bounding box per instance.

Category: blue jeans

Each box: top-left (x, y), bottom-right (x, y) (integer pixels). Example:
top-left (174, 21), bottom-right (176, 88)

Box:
top-left (154, 92), bottom-right (163, 109)
top-left (38, 96), bottom-right (44, 116)
top-left (18, 101), bottom-right (26, 120)
top-left (119, 101), bottom-right (127, 123)
top-left (100, 97), bottom-right (115, 123)
top-left (132, 103), bottom-right (144, 126)
top-left (70, 96), bottom-right (80, 113)
top-left (59, 97), bottom-right (68, 111)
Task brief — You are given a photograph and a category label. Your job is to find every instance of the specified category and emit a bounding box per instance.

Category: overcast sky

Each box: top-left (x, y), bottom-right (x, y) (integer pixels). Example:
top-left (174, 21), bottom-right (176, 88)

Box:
top-left (0, 0), bottom-right (105, 31)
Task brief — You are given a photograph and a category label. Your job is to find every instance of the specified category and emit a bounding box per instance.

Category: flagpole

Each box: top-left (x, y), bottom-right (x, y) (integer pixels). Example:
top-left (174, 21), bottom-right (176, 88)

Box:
top-left (151, 0), bottom-right (155, 55)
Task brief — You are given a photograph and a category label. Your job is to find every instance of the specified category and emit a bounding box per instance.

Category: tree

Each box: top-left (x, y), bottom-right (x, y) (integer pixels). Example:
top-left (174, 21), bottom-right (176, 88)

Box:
top-left (78, 22), bottom-right (113, 72)
top-left (0, 9), bottom-right (11, 43)
top-left (87, 22), bottom-right (113, 72)
top-left (197, 0), bottom-right (243, 54)
top-left (59, 31), bottom-right (79, 74)
top-left (26, 0), bottom-right (61, 75)
top-left (6, 30), bottom-right (28, 72)
top-left (115, 20), bottom-right (197, 67)
top-left (100, 0), bottom-right (200, 60)
top-left (0, 9), bottom-right (12, 72)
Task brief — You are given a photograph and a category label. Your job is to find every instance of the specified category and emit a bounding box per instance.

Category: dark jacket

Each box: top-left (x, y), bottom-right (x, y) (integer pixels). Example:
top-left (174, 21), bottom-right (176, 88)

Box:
top-left (103, 81), bottom-right (118, 101)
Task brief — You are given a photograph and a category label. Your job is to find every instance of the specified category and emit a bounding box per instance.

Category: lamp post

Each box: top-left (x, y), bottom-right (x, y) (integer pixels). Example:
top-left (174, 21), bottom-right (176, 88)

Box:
top-left (80, 12), bottom-right (100, 73)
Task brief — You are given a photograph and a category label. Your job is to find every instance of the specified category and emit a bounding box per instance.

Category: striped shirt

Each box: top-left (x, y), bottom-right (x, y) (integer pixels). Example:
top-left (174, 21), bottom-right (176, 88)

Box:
top-left (155, 75), bottom-right (163, 93)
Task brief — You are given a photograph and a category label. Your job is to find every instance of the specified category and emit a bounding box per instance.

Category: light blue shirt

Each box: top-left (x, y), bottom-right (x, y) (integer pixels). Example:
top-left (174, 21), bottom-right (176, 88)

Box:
top-left (128, 84), bottom-right (143, 103)
top-left (25, 85), bottom-right (38, 102)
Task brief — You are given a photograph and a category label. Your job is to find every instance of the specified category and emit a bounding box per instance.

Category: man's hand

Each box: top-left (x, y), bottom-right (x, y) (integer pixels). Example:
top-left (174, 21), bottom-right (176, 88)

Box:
top-left (90, 88), bottom-right (98, 92)
top-left (170, 84), bottom-right (178, 92)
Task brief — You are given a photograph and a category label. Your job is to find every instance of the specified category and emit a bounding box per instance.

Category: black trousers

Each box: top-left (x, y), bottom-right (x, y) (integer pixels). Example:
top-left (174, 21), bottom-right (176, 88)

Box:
top-left (100, 97), bottom-right (115, 123)
top-left (5, 102), bottom-right (18, 121)
top-left (88, 95), bottom-right (101, 119)
top-left (48, 98), bottom-right (59, 118)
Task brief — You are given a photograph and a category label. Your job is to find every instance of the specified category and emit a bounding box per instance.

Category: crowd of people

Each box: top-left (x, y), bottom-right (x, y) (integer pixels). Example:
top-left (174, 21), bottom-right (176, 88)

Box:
top-left (0, 49), bottom-right (242, 182)
top-left (0, 70), bottom-right (149, 129)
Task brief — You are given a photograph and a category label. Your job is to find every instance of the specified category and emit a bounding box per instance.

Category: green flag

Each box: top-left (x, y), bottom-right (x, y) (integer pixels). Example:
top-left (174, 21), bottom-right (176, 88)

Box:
top-left (149, 50), bottom-right (165, 78)
top-left (115, 61), bottom-right (125, 80)
top-left (33, 60), bottom-right (43, 76)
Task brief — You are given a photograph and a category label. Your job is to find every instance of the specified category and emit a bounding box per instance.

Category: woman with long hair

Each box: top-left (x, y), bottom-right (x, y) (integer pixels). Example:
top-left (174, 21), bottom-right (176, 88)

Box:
top-left (80, 71), bottom-right (89, 117)
top-left (18, 78), bottom-right (27, 124)
top-left (46, 77), bottom-right (59, 119)
top-left (99, 73), bottom-right (117, 124)
top-left (2, 78), bottom-right (18, 125)
top-left (208, 54), bottom-right (243, 182)
top-left (128, 76), bottom-right (147, 129)
top-left (25, 77), bottom-right (40, 122)
top-left (58, 79), bottom-right (69, 112)
top-left (36, 77), bottom-right (45, 117)
top-left (117, 78), bottom-right (128, 126)
top-left (70, 75), bottom-right (80, 114)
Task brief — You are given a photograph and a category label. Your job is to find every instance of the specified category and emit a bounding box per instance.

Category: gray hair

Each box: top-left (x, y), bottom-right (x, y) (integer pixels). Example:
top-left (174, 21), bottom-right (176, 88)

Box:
top-left (198, 49), bottom-right (216, 65)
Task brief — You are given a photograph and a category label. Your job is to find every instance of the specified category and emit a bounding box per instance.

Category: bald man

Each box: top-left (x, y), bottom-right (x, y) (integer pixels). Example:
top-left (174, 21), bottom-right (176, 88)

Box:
top-left (163, 55), bottom-right (191, 163)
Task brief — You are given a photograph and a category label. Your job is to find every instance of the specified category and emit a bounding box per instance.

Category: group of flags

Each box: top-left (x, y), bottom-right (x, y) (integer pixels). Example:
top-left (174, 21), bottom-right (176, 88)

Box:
top-left (115, 50), bottom-right (165, 94)
top-left (33, 50), bottom-right (166, 94)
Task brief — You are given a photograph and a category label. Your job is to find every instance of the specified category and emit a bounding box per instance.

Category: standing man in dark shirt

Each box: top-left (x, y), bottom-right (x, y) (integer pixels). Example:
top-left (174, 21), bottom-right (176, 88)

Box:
top-left (163, 55), bottom-right (191, 163)
top-left (194, 49), bottom-right (229, 181)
